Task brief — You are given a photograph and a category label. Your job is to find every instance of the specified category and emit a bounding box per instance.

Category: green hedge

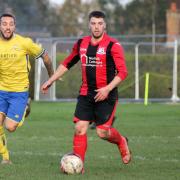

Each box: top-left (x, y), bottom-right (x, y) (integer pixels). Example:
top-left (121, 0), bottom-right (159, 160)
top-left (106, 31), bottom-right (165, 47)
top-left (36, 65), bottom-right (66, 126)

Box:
top-left (29, 53), bottom-right (180, 99)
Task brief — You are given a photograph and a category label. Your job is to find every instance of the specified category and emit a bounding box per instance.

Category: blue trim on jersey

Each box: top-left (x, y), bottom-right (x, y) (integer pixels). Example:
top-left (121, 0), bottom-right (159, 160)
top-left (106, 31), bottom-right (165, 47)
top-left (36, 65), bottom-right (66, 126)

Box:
top-left (0, 90), bottom-right (29, 122)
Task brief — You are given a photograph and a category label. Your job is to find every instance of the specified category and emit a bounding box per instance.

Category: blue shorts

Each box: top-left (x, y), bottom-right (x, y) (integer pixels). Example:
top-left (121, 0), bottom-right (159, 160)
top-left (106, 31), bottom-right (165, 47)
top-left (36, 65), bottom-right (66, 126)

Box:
top-left (0, 90), bottom-right (29, 122)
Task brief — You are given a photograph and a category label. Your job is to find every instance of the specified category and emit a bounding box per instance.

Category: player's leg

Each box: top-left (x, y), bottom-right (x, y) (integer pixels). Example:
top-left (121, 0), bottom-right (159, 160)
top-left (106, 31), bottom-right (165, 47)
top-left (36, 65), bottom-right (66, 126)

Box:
top-left (0, 113), bottom-right (10, 164)
top-left (97, 126), bottom-right (131, 164)
top-left (1, 91), bottom-right (28, 163)
top-left (5, 91), bottom-right (29, 132)
top-left (73, 119), bottom-right (89, 162)
top-left (89, 122), bottom-right (96, 129)
top-left (73, 95), bottom-right (93, 163)
top-left (95, 100), bottom-right (131, 164)
top-left (0, 91), bottom-right (10, 164)
top-left (18, 97), bottom-right (31, 127)
top-left (90, 116), bottom-right (116, 130)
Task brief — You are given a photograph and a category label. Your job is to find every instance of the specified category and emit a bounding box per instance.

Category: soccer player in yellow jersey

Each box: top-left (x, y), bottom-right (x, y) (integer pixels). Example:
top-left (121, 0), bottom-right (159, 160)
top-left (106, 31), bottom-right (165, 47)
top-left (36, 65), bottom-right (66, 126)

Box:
top-left (0, 13), bottom-right (54, 164)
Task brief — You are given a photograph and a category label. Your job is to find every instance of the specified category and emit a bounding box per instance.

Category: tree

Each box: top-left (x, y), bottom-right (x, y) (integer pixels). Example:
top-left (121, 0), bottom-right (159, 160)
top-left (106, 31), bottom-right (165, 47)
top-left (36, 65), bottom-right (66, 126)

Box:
top-left (0, 0), bottom-right (173, 36)
top-left (123, 0), bottom-right (169, 34)
top-left (98, 0), bottom-right (124, 34)
top-left (0, 0), bottom-right (53, 34)
top-left (57, 0), bottom-right (85, 36)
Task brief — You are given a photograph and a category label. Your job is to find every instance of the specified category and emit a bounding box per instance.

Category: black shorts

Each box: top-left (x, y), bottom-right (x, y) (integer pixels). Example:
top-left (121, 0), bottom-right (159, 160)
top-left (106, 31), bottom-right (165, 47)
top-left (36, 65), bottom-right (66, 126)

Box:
top-left (74, 95), bottom-right (117, 126)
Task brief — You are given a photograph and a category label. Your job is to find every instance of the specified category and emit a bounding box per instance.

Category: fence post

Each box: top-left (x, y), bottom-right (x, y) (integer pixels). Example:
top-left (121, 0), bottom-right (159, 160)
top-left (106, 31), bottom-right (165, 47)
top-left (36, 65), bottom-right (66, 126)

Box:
top-left (34, 57), bottom-right (42, 101)
top-left (171, 39), bottom-right (179, 102)
top-left (144, 73), bottom-right (150, 105)
top-left (135, 44), bottom-right (140, 101)
top-left (51, 42), bottom-right (57, 101)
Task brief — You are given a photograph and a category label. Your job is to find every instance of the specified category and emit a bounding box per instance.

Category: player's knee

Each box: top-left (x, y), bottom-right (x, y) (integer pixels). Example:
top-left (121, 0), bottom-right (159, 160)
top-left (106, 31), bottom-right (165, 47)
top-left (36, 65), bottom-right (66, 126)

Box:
top-left (75, 125), bottom-right (86, 135)
top-left (5, 124), bottom-right (17, 132)
top-left (75, 127), bottom-right (85, 135)
top-left (96, 128), bottom-right (109, 140)
top-left (4, 118), bottom-right (19, 132)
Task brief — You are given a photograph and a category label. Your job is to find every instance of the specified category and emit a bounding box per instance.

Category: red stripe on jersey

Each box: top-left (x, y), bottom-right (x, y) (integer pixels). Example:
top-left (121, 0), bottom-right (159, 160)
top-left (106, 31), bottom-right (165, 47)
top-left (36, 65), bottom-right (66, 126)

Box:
top-left (95, 37), bottom-right (109, 89)
top-left (111, 42), bottom-right (128, 81)
top-left (79, 36), bottom-right (91, 95)
top-left (62, 40), bottom-right (80, 69)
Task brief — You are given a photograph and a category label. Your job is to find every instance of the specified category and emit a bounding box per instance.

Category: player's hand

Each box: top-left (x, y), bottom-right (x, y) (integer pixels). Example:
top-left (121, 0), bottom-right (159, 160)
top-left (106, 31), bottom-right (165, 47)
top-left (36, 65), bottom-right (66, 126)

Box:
top-left (41, 80), bottom-right (52, 94)
top-left (94, 86), bottom-right (110, 102)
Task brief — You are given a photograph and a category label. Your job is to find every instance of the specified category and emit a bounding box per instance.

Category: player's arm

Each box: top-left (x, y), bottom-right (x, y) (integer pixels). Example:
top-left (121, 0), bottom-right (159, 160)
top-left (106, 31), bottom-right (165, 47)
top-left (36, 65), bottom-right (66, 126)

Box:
top-left (25, 38), bottom-right (54, 78)
top-left (41, 40), bottom-right (80, 94)
top-left (41, 64), bottom-right (68, 94)
top-left (95, 76), bottom-right (122, 102)
top-left (41, 52), bottom-right (54, 77)
top-left (95, 42), bottom-right (128, 102)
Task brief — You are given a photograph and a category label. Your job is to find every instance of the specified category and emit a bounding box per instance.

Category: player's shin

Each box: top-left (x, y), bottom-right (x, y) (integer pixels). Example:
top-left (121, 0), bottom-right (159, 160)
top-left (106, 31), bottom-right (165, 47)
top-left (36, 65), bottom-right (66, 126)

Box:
top-left (0, 126), bottom-right (9, 161)
top-left (107, 127), bottom-right (122, 144)
top-left (107, 127), bottom-right (131, 164)
top-left (73, 134), bottom-right (87, 162)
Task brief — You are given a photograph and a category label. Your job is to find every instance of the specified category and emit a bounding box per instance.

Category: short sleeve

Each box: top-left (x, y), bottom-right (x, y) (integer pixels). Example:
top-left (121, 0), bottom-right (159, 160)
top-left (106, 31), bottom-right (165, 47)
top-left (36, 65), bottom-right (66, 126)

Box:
top-left (25, 38), bottom-right (45, 58)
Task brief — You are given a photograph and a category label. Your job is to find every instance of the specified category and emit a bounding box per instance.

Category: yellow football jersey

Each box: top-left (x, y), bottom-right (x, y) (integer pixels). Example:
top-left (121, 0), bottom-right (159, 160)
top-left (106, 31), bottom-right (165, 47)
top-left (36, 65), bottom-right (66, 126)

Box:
top-left (0, 34), bottom-right (44, 92)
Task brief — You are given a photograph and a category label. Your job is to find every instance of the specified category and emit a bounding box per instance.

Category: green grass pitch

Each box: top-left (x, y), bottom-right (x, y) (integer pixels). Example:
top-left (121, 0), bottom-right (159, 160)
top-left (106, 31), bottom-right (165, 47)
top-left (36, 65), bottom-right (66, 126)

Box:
top-left (1, 102), bottom-right (180, 180)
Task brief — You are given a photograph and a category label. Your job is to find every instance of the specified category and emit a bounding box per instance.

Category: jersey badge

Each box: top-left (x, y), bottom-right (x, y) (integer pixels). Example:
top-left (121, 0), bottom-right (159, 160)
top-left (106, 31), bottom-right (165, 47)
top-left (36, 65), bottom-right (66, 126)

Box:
top-left (97, 47), bottom-right (106, 55)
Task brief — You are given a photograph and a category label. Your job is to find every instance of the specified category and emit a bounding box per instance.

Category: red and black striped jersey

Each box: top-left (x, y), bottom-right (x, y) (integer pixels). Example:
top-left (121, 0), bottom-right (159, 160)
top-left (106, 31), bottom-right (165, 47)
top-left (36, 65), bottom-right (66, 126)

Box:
top-left (62, 33), bottom-right (128, 99)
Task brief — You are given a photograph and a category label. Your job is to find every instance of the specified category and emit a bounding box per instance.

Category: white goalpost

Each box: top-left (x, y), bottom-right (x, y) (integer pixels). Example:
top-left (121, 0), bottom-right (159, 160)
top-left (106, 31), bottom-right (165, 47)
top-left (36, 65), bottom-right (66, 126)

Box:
top-left (34, 39), bottom-right (56, 101)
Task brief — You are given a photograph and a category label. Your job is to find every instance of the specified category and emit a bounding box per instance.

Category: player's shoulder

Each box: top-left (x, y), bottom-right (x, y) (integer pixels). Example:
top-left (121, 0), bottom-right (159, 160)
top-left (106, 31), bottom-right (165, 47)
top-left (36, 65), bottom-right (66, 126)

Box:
top-left (106, 34), bottom-right (119, 44)
top-left (105, 35), bottom-right (123, 52)
top-left (76, 35), bottom-right (91, 46)
top-left (81, 35), bottom-right (91, 42)
top-left (108, 36), bottom-right (122, 48)
top-left (15, 34), bottom-right (33, 44)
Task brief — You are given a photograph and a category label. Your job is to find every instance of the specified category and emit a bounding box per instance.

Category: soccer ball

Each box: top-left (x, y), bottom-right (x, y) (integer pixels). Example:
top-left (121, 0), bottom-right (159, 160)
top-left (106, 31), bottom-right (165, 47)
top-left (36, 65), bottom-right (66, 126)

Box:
top-left (60, 153), bottom-right (83, 175)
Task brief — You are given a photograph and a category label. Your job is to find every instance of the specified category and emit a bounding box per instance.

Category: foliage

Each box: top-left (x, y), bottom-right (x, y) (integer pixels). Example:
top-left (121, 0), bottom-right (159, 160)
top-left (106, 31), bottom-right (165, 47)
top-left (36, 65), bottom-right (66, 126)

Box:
top-left (56, 0), bottom-right (87, 36)
top-left (97, 0), bottom-right (124, 34)
top-left (0, 0), bottom-right (52, 32)
top-left (28, 52), bottom-right (180, 99)
top-left (51, 53), bottom-right (180, 99)
top-left (124, 0), bottom-right (169, 34)
top-left (0, 0), bottom-right (173, 36)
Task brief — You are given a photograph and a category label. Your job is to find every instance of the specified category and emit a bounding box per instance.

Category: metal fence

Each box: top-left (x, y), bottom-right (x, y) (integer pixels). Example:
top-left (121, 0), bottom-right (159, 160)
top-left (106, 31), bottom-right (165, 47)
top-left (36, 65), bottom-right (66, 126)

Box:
top-left (34, 34), bottom-right (180, 103)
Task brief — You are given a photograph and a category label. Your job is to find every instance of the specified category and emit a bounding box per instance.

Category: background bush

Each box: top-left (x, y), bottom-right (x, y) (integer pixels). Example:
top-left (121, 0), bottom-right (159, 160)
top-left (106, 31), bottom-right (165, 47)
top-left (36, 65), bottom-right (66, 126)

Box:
top-left (29, 53), bottom-right (180, 99)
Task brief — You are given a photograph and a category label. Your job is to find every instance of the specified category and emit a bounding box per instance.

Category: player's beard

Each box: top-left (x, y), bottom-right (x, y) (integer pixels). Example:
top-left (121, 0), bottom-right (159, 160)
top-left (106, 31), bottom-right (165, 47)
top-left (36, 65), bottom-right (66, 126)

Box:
top-left (92, 31), bottom-right (104, 39)
top-left (0, 31), bottom-right (14, 40)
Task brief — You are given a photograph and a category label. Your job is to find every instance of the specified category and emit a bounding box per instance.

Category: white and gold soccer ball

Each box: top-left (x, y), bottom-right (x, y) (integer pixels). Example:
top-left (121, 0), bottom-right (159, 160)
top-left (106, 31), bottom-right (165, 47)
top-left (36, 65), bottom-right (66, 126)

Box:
top-left (60, 153), bottom-right (83, 175)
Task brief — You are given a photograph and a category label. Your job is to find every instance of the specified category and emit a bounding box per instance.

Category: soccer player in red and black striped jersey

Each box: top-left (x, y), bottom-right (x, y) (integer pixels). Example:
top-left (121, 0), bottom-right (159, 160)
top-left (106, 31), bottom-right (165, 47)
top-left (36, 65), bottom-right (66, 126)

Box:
top-left (41, 11), bottom-right (131, 172)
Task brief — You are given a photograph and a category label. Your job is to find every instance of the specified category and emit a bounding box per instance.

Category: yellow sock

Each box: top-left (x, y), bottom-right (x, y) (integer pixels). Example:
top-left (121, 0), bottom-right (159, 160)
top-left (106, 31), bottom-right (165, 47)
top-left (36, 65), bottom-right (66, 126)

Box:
top-left (0, 126), bottom-right (9, 161)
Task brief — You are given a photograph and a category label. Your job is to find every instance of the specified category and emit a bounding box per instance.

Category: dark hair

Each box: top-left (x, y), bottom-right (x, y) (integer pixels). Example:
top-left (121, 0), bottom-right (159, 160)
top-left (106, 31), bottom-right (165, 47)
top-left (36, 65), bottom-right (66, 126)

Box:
top-left (88, 11), bottom-right (106, 21)
top-left (0, 13), bottom-right (16, 23)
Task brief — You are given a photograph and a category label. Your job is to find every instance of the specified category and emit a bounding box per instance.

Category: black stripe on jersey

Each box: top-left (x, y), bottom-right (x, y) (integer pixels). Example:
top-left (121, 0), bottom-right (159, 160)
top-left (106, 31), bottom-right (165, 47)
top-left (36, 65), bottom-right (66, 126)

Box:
top-left (106, 41), bottom-right (118, 100)
top-left (66, 55), bottom-right (80, 69)
top-left (66, 39), bottom-right (82, 69)
top-left (77, 39), bottom-right (83, 52)
top-left (86, 44), bottom-right (98, 93)
top-left (106, 41), bottom-right (116, 83)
